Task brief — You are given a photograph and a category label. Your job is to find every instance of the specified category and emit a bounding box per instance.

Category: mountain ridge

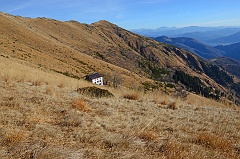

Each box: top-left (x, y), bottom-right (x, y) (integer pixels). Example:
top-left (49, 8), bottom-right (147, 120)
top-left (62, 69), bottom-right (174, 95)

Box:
top-left (210, 31), bottom-right (240, 45)
top-left (153, 36), bottom-right (224, 59)
top-left (132, 26), bottom-right (240, 45)
top-left (215, 42), bottom-right (240, 60)
top-left (1, 12), bottom-right (239, 104)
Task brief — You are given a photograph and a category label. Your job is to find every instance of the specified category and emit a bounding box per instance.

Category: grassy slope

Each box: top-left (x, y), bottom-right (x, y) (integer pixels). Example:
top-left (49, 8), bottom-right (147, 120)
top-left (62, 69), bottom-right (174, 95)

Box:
top-left (0, 12), bottom-right (231, 95)
top-left (0, 13), bottom-right (148, 89)
top-left (0, 55), bottom-right (239, 159)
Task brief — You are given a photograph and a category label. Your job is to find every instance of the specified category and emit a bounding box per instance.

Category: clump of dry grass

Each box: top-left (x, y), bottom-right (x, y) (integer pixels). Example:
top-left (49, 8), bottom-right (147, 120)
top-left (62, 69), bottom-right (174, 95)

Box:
top-left (195, 132), bottom-right (233, 152)
top-left (123, 93), bottom-right (139, 100)
top-left (57, 82), bottom-right (66, 88)
top-left (137, 131), bottom-right (158, 142)
top-left (72, 98), bottom-right (92, 112)
top-left (33, 80), bottom-right (44, 86)
top-left (45, 86), bottom-right (55, 95)
top-left (168, 101), bottom-right (178, 110)
top-left (159, 139), bottom-right (190, 159)
top-left (160, 100), bottom-right (168, 105)
top-left (1, 131), bottom-right (26, 147)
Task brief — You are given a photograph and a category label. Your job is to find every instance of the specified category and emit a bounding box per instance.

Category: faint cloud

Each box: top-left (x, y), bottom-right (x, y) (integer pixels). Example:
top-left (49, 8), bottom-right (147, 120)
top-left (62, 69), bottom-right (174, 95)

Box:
top-left (196, 18), bottom-right (240, 26)
top-left (177, 10), bottom-right (190, 17)
top-left (116, 13), bottom-right (123, 19)
top-left (8, 0), bottom-right (35, 13)
top-left (178, 18), bottom-right (240, 27)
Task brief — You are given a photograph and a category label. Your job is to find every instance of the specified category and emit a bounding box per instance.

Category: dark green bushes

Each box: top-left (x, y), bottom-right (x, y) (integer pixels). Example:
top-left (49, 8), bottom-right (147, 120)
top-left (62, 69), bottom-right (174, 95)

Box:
top-left (173, 70), bottom-right (222, 100)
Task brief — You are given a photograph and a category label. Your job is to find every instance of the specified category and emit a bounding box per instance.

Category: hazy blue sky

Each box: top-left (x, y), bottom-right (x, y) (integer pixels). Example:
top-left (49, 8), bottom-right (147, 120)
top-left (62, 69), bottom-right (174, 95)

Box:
top-left (1, 0), bottom-right (240, 29)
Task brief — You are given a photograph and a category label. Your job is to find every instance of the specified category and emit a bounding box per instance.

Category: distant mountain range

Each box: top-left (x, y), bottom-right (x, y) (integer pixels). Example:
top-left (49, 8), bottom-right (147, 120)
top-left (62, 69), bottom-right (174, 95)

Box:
top-left (132, 26), bottom-right (240, 46)
top-left (210, 31), bottom-right (240, 45)
top-left (153, 36), bottom-right (240, 60)
top-left (215, 42), bottom-right (240, 60)
top-left (153, 36), bottom-right (224, 59)
top-left (152, 35), bottom-right (240, 83)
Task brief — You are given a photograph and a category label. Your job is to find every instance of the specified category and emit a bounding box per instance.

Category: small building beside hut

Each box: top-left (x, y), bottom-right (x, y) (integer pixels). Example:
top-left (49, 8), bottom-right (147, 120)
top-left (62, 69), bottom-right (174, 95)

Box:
top-left (86, 73), bottom-right (103, 86)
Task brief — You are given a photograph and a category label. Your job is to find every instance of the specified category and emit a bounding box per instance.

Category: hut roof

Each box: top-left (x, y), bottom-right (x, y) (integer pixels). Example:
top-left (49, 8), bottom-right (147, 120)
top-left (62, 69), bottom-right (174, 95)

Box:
top-left (88, 73), bottom-right (102, 80)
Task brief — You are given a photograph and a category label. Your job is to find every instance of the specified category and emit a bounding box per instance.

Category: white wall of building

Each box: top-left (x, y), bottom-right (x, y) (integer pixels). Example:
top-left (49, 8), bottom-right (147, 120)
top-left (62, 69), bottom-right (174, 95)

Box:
top-left (92, 77), bottom-right (103, 85)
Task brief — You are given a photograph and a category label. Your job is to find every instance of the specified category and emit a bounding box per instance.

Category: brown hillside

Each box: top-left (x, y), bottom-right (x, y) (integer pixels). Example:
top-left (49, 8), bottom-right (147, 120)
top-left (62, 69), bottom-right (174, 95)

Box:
top-left (0, 12), bottom-right (240, 158)
top-left (0, 12), bottom-right (238, 99)
top-left (0, 13), bottom-right (147, 88)
top-left (0, 13), bottom-right (202, 73)
top-left (0, 54), bottom-right (239, 159)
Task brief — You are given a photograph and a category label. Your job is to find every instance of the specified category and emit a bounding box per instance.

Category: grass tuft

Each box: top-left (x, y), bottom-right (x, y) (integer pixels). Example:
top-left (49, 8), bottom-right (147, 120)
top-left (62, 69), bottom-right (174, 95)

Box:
top-left (159, 140), bottom-right (189, 159)
top-left (1, 132), bottom-right (26, 147)
top-left (72, 98), bottom-right (92, 112)
top-left (123, 94), bottom-right (139, 100)
top-left (138, 131), bottom-right (157, 142)
top-left (168, 101), bottom-right (178, 110)
top-left (195, 132), bottom-right (233, 152)
top-left (160, 100), bottom-right (168, 105)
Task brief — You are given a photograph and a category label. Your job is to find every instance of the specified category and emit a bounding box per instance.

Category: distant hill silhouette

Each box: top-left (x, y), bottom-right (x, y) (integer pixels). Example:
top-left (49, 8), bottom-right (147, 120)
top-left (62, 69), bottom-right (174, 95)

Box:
top-left (133, 27), bottom-right (240, 46)
top-left (215, 42), bottom-right (240, 60)
top-left (153, 36), bottom-right (224, 59)
top-left (210, 31), bottom-right (240, 45)
top-left (182, 28), bottom-right (240, 45)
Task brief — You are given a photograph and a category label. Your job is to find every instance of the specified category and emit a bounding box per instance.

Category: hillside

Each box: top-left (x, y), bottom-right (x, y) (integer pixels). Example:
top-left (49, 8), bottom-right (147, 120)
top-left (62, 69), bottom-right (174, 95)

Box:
top-left (153, 35), bottom-right (240, 61)
top-left (153, 36), bottom-right (224, 59)
top-left (215, 42), bottom-right (240, 60)
top-left (152, 36), bottom-right (240, 81)
top-left (0, 12), bottom-right (240, 103)
top-left (210, 57), bottom-right (240, 78)
top-left (1, 52), bottom-right (240, 159)
top-left (0, 12), bottom-right (240, 159)
top-left (210, 31), bottom-right (240, 45)
top-left (0, 13), bottom-right (146, 89)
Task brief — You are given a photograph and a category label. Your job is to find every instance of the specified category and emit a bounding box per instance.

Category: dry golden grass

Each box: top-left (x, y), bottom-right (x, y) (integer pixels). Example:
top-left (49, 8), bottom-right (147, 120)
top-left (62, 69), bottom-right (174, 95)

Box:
top-left (137, 131), bottom-right (158, 142)
top-left (1, 131), bottom-right (26, 147)
top-left (160, 100), bottom-right (168, 105)
top-left (123, 93), bottom-right (140, 100)
top-left (72, 98), bottom-right (92, 112)
top-left (168, 101), bottom-right (178, 110)
top-left (195, 132), bottom-right (233, 152)
top-left (141, 90), bottom-right (179, 106)
top-left (0, 57), bottom-right (239, 159)
top-left (0, 56), bottom-right (92, 89)
top-left (185, 93), bottom-right (238, 108)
